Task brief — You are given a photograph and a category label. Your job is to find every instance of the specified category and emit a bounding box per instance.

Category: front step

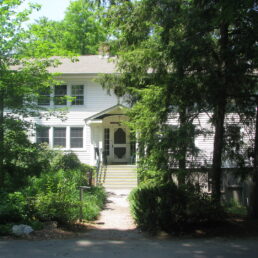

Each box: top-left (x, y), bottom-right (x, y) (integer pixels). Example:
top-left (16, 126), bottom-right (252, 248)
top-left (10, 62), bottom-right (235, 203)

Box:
top-left (98, 165), bottom-right (137, 189)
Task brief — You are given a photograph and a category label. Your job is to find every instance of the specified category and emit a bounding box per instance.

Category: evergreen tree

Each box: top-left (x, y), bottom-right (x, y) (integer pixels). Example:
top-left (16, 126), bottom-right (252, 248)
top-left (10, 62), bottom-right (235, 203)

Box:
top-left (100, 0), bottom-right (258, 203)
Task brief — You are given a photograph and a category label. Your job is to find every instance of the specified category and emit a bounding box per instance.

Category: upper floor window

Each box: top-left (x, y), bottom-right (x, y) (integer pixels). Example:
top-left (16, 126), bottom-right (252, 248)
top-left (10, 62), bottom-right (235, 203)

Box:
top-left (72, 85), bottom-right (84, 105)
top-left (38, 88), bottom-right (51, 106)
top-left (54, 85), bottom-right (67, 105)
top-left (53, 127), bottom-right (66, 147)
top-left (70, 127), bottom-right (83, 148)
top-left (36, 127), bottom-right (49, 144)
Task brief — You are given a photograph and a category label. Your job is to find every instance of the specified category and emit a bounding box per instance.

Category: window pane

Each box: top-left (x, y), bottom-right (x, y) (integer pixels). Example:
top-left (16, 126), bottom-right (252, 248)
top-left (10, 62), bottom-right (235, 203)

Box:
top-left (72, 85), bottom-right (83, 95)
top-left (71, 128), bottom-right (83, 138)
top-left (71, 138), bottom-right (83, 148)
top-left (72, 85), bottom-right (84, 105)
top-left (54, 128), bottom-right (66, 147)
top-left (114, 128), bottom-right (126, 144)
top-left (54, 128), bottom-right (66, 137)
top-left (54, 138), bottom-right (66, 147)
top-left (104, 128), bottom-right (110, 155)
top-left (38, 88), bottom-right (50, 106)
top-left (37, 127), bottom-right (49, 144)
top-left (55, 85), bottom-right (67, 95)
top-left (70, 128), bottom-right (83, 148)
top-left (54, 85), bottom-right (67, 105)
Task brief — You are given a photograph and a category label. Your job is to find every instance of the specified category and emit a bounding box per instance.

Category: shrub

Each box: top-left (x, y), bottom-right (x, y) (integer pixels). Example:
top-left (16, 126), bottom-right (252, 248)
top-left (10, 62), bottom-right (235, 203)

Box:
top-left (51, 152), bottom-right (82, 171)
top-left (0, 192), bottom-right (28, 223)
top-left (0, 224), bottom-right (13, 236)
top-left (82, 187), bottom-right (106, 220)
top-left (25, 169), bottom-right (105, 224)
top-left (129, 181), bottom-right (225, 233)
top-left (50, 152), bottom-right (95, 185)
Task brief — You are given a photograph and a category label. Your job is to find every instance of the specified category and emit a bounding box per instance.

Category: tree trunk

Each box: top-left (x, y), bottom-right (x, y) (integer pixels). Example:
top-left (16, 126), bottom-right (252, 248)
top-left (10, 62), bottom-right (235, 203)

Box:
top-left (0, 89), bottom-right (4, 188)
top-left (248, 98), bottom-right (258, 218)
top-left (211, 97), bottom-right (226, 203)
top-left (178, 107), bottom-right (187, 185)
top-left (211, 22), bottom-right (229, 203)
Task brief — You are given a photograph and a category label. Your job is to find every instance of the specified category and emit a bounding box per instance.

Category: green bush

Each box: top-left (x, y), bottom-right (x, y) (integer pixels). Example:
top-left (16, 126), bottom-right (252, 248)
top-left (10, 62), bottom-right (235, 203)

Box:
top-left (51, 152), bottom-right (82, 171)
top-left (25, 169), bottom-right (105, 224)
top-left (0, 192), bottom-right (28, 223)
top-left (0, 224), bottom-right (13, 236)
top-left (82, 187), bottom-right (106, 220)
top-left (129, 181), bottom-right (224, 233)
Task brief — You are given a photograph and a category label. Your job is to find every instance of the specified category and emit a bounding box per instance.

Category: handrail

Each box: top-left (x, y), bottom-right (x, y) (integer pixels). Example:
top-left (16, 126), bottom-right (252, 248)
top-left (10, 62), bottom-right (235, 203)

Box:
top-left (102, 150), bottom-right (107, 165)
top-left (95, 147), bottom-right (101, 185)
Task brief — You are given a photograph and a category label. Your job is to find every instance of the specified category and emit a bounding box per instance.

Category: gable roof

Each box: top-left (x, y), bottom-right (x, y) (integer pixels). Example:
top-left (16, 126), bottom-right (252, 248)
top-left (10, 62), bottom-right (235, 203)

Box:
top-left (48, 55), bottom-right (117, 74)
top-left (85, 104), bottom-right (128, 123)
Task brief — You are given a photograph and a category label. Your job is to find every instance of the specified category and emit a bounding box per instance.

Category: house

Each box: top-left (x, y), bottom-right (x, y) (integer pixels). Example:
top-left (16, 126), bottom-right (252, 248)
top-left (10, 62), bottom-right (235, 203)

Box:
top-left (31, 56), bottom-right (129, 164)
top-left (30, 55), bottom-right (137, 188)
top-left (29, 55), bottom-right (253, 196)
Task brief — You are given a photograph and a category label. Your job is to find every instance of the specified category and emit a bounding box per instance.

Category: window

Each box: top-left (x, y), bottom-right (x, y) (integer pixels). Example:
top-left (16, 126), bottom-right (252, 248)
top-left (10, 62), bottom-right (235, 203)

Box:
top-left (71, 85), bottom-right (84, 105)
top-left (36, 127), bottom-right (49, 144)
top-left (114, 128), bottom-right (126, 144)
top-left (38, 88), bottom-right (51, 106)
top-left (70, 128), bottom-right (83, 148)
top-left (54, 128), bottom-right (66, 147)
top-left (104, 128), bottom-right (110, 155)
top-left (54, 85), bottom-right (67, 105)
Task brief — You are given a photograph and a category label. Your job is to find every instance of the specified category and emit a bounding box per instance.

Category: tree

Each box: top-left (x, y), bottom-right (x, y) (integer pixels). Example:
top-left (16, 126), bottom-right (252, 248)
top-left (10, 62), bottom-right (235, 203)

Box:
top-left (63, 0), bottom-right (106, 55)
top-left (100, 0), bottom-right (206, 185)
top-left (0, 0), bottom-right (59, 187)
top-left (24, 0), bottom-right (107, 57)
top-left (181, 0), bottom-right (258, 202)
top-left (23, 17), bottom-right (74, 57)
top-left (101, 0), bottom-right (258, 203)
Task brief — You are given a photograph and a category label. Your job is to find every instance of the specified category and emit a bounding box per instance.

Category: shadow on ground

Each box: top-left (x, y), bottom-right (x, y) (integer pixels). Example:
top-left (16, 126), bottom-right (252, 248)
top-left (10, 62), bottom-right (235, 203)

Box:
top-left (0, 232), bottom-right (258, 258)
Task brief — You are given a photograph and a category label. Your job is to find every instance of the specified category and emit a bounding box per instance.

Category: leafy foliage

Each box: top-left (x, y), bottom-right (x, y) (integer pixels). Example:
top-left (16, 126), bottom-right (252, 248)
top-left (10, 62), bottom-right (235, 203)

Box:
top-left (26, 169), bottom-right (105, 224)
top-left (0, 192), bottom-right (28, 224)
top-left (101, 0), bottom-right (258, 203)
top-left (130, 181), bottom-right (225, 233)
top-left (0, 0), bottom-right (62, 187)
top-left (24, 0), bottom-right (106, 57)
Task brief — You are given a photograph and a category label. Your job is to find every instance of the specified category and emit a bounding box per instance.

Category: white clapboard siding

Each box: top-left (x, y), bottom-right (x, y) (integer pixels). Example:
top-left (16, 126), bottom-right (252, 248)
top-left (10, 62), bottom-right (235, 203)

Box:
top-left (27, 78), bottom-right (122, 166)
top-left (167, 112), bottom-right (254, 168)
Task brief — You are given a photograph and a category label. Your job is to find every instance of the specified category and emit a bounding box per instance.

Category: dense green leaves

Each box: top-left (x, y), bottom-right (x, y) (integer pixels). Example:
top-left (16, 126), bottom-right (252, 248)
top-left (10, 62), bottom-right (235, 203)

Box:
top-left (101, 0), bottom-right (258, 202)
top-left (130, 181), bottom-right (224, 233)
top-left (24, 0), bottom-right (107, 57)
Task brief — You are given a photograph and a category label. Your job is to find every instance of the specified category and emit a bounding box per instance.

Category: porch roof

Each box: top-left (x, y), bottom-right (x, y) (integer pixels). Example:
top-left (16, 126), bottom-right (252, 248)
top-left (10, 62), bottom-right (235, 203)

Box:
top-left (85, 104), bottom-right (128, 125)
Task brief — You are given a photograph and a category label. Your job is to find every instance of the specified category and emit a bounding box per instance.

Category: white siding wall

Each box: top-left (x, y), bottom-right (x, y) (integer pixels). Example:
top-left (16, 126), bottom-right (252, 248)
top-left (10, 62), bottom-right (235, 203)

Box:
top-left (167, 112), bottom-right (254, 168)
top-left (30, 76), bottom-right (119, 165)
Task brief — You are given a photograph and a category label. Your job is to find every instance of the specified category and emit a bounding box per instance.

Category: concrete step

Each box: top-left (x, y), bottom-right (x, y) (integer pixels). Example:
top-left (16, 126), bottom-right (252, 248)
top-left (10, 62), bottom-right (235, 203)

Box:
top-left (104, 179), bottom-right (137, 183)
top-left (98, 165), bottom-right (138, 189)
top-left (104, 176), bottom-right (137, 180)
top-left (103, 182), bottom-right (137, 186)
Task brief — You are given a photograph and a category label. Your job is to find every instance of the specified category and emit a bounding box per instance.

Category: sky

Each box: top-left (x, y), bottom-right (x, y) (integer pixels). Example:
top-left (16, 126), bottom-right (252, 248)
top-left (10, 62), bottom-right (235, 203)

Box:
top-left (21, 0), bottom-right (71, 23)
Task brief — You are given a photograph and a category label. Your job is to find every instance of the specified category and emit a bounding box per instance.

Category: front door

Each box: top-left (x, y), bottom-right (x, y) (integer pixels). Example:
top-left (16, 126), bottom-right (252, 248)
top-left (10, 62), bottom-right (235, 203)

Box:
top-left (111, 127), bottom-right (130, 163)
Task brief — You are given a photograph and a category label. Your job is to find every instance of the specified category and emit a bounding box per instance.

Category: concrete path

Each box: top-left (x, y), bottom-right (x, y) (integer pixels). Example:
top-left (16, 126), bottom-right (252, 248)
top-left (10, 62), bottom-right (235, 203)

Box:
top-left (83, 189), bottom-right (142, 240)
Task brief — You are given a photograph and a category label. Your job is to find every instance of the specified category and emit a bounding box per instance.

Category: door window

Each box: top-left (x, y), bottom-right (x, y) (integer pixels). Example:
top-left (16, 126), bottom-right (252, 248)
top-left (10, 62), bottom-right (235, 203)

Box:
top-left (114, 128), bottom-right (126, 144)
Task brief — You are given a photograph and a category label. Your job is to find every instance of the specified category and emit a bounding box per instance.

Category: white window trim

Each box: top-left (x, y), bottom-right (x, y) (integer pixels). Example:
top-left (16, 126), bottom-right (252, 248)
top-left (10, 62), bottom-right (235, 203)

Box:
top-left (53, 127), bottom-right (67, 149)
top-left (46, 126), bottom-right (85, 150)
top-left (71, 84), bottom-right (85, 106)
top-left (70, 126), bottom-right (84, 149)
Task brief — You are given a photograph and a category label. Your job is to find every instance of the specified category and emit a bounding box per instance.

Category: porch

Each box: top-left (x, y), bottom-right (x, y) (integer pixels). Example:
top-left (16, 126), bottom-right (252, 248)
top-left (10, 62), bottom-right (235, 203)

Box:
top-left (85, 104), bottom-right (136, 166)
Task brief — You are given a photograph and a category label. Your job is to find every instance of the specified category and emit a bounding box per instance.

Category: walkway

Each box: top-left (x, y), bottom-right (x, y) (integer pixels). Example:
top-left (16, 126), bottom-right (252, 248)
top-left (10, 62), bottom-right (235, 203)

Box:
top-left (84, 189), bottom-right (142, 240)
